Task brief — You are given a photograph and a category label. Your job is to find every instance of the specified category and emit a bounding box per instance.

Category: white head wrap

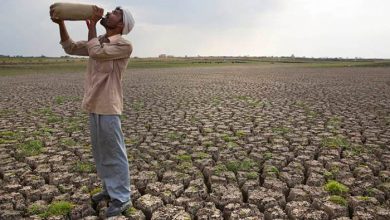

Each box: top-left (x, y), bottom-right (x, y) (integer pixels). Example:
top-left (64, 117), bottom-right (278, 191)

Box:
top-left (122, 8), bottom-right (135, 35)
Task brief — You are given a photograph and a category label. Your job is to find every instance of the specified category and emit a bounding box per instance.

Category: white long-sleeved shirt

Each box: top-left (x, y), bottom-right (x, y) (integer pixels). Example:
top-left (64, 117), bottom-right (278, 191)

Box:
top-left (60, 34), bottom-right (132, 115)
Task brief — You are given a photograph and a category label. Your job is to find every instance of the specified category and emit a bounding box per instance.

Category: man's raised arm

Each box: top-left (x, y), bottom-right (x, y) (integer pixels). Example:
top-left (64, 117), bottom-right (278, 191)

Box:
top-left (50, 6), bottom-right (89, 56)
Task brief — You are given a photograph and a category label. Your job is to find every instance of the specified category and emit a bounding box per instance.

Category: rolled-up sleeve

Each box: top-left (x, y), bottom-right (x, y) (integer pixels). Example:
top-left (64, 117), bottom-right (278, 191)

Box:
top-left (60, 38), bottom-right (89, 56)
top-left (87, 38), bottom-right (132, 60)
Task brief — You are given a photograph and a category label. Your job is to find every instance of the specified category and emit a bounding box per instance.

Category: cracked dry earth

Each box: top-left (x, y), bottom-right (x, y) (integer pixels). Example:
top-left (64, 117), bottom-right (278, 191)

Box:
top-left (0, 65), bottom-right (390, 220)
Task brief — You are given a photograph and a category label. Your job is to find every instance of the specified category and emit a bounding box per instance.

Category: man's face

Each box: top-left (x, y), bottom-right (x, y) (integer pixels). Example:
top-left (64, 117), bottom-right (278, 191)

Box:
top-left (100, 7), bottom-right (123, 29)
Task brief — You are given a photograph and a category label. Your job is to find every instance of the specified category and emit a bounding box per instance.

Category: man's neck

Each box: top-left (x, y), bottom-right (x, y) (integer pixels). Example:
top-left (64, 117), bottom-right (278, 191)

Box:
top-left (105, 29), bottom-right (121, 38)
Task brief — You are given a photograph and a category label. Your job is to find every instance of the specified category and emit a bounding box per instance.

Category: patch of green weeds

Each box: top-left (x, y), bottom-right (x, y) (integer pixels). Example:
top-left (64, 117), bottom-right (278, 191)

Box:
top-left (265, 165), bottom-right (279, 175)
top-left (60, 138), bottom-right (77, 146)
top-left (47, 115), bottom-right (62, 123)
top-left (213, 164), bottom-right (228, 175)
top-left (38, 107), bottom-right (53, 116)
top-left (327, 116), bottom-right (342, 127)
top-left (89, 187), bottom-right (102, 196)
top-left (167, 131), bottom-right (186, 141)
top-left (211, 96), bottom-right (222, 106)
top-left (176, 154), bottom-right (192, 162)
top-left (272, 126), bottom-right (291, 135)
top-left (235, 130), bottom-right (246, 138)
top-left (204, 128), bottom-right (213, 133)
top-left (125, 207), bottom-right (138, 216)
top-left (19, 140), bottom-right (44, 157)
top-left (356, 196), bottom-right (370, 201)
top-left (39, 201), bottom-right (74, 218)
top-left (226, 141), bottom-right (238, 148)
top-left (64, 119), bottom-right (81, 134)
top-left (328, 195), bottom-right (348, 206)
top-left (344, 144), bottom-right (366, 156)
top-left (28, 203), bottom-right (47, 216)
top-left (72, 161), bottom-right (95, 173)
top-left (125, 137), bottom-right (140, 146)
top-left (321, 136), bottom-right (350, 149)
top-left (203, 141), bottom-right (213, 148)
top-left (324, 180), bottom-right (349, 195)
top-left (177, 161), bottom-right (193, 171)
top-left (221, 133), bottom-right (234, 142)
top-left (236, 95), bottom-right (263, 107)
top-left (226, 159), bottom-right (256, 173)
top-left (131, 100), bottom-right (144, 111)
top-left (54, 96), bottom-right (65, 104)
top-left (246, 171), bottom-right (259, 180)
top-left (0, 130), bottom-right (23, 142)
top-left (193, 152), bottom-right (209, 159)
top-left (264, 152), bottom-right (273, 160)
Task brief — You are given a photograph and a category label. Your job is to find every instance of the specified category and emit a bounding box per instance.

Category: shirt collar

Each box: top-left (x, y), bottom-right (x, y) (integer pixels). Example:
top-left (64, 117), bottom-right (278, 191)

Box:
top-left (107, 34), bottom-right (121, 43)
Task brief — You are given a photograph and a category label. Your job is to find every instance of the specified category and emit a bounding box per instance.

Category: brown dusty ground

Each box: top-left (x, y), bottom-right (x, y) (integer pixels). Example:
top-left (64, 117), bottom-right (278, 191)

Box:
top-left (0, 65), bottom-right (389, 219)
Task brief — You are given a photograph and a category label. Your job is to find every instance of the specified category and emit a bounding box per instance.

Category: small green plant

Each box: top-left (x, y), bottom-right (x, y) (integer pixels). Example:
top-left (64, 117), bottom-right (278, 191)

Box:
top-left (294, 100), bottom-right (306, 108)
top-left (213, 164), bottom-right (228, 175)
top-left (176, 154), bottom-right (192, 162)
top-left (39, 107), bottom-right (53, 116)
top-left (0, 130), bottom-right (18, 139)
top-left (125, 207), bottom-right (138, 216)
top-left (272, 126), bottom-right (291, 135)
top-left (265, 165), bottom-right (279, 174)
top-left (324, 171), bottom-right (334, 180)
top-left (226, 141), bottom-right (238, 148)
top-left (236, 96), bottom-right (263, 107)
top-left (28, 203), bottom-right (47, 215)
top-left (246, 172), bottom-right (259, 180)
top-left (264, 152), bottom-right (273, 160)
top-left (321, 136), bottom-right (350, 149)
top-left (306, 110), bottom-right (318, 118)
top-left (64, 120), bottom-right (81, 134)
top-left (327, 116), bottom-right (342, 127)
top-left (194, 152), bottom-right (209, 159)
top-left (40, 201), bottom-right (74, 218)
top-left (80, 185), bottom-right (89, 193)
top-left (328, 195), bottom-right (347, 206)
top-left (211, 96), bottom-right (221, 106)
top-left (177, 161), bottom-right (193, 171)
top-left (240, 159), bottom-right (257, 171)
top-left (235, 130), bottom-right (246, 138)
top-left (221, 133), bottom-right (234, 142)
top-left (20, 140), bottom-right (43, 156)
top-left (120, 114), bottom-right (128, 120)
top-left (344, 144), bottom-right (366, 156)
top-left (203, 141), bottom-right (213, 147)
top-left (125, 137), bottom-right (140, 146)
top-left (167, 131), bottom-right (185, 141)
top-left (0, 130), bottom-right (22, 143)
top-left (385, 116), bottom-right (390, 125)
top-left (357, 196), bottom-right (370, 201)
top-left (190, 115), bottom-right (198, 123)
top-left (131, 100), bottom-right (144, 111)
top-left (226, 159), bottom-right (256, 173)
top-left (204, 128), bottom-right (213, 133)
top-left (54, 96), bottom-right (65, 104)
top-left (72, 161), bottom-right (95, 173)
top-left (324, 180), bottom-right (349, 195)
top-left (365, 188), bottom-right (376, 197)
top-left (47, 115), bottom-right (62, 123)
top-left (226, 161), bottom-right (240, 173)
top-left (60, 138), bottom-right (77, 146)
top-left (89, 187), bottom-right (102, 196)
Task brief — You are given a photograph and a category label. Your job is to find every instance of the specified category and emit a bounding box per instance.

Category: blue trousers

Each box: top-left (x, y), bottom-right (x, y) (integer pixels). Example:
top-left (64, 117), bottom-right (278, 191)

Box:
top-left (89, 113), bottom-right (131, 202)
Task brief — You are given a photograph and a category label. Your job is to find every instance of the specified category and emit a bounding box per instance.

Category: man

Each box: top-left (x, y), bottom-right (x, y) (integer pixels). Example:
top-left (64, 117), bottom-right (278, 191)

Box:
top-left (50, 5), bottom-right (135, 217)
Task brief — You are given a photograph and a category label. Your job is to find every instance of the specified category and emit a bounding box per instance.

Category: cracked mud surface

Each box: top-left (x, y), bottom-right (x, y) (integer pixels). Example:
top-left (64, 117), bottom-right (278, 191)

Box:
top-left (0, 65), bottom-right (389, 219)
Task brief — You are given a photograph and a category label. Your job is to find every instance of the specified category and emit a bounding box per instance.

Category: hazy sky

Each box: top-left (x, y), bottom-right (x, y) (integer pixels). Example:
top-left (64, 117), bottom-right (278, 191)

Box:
top-left (1, 0), bottom-right (389, 58)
